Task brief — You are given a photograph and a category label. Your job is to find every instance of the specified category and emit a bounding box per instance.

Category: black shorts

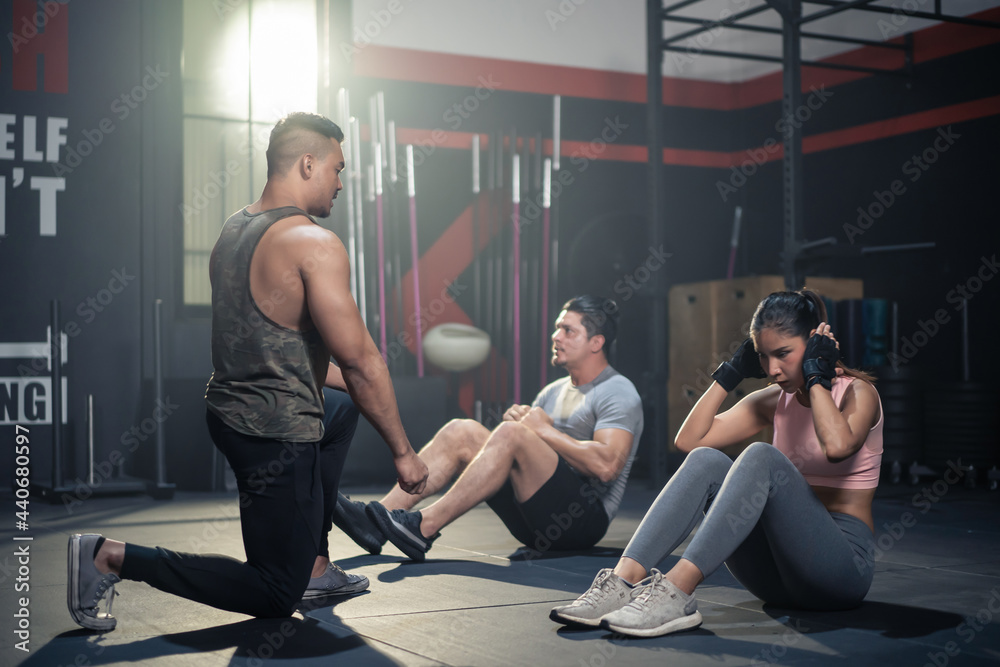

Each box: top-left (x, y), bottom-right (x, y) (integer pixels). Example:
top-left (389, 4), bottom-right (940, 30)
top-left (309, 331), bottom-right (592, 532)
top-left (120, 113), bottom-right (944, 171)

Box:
top-left (485, 457), bottom-right (610, 552)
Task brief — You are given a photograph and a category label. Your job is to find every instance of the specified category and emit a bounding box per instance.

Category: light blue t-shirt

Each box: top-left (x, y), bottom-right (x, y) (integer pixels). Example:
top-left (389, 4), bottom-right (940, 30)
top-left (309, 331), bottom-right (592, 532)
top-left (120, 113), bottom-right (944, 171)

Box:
top-left (532, 365), bottom-right (644, 520)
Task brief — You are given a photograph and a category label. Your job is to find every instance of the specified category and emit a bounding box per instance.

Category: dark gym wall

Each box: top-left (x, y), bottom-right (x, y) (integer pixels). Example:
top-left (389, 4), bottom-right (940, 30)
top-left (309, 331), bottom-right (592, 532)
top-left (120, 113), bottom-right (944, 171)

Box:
top-left (0, 0), bottom-right (184, 492)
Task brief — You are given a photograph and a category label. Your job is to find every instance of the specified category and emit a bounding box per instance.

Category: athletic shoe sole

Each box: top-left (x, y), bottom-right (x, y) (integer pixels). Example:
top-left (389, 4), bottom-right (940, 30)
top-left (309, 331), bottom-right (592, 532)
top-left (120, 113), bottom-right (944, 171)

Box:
top-left (549, 607), bottom-right (606, 627)
top-left (366, 502), bottom-right (429, 562)
top-left (302, 576), bottom-right (370, 599)
top-left (67, 534), bottom-right (117, 631)
top-left (600, 610), bottom-right (703, 638)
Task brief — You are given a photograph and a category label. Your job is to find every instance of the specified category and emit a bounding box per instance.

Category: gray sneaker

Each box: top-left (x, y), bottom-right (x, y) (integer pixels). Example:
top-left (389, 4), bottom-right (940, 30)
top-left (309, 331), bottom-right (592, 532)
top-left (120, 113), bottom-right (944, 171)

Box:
top-left (67, 534), bottom-right (120, 631)
top-left (333, 494), bottom-right (385, 555)
top-left (550, 568), bottom-right (637, 627)
top-left (599, 569), bottom-right (702, 637)
top-left (302, 563), bottom-right (370, 599)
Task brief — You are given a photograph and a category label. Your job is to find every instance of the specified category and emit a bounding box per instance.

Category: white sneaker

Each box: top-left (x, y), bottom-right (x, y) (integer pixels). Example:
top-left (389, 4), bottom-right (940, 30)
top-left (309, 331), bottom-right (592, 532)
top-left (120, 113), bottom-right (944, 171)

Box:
top-left (550, 568), bottom-right (638, 627)
top-left (600, 569), bottom-right (702, 637)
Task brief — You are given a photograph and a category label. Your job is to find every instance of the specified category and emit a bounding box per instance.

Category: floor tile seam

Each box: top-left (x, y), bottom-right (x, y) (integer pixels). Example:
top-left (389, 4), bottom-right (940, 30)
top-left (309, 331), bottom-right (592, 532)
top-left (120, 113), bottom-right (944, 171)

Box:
top-left (335, 597), bottom-right (578, 621)
top-left (38, 516), bottom-right (244, 530)
top-left (876, 561), bottom-right (1000, 578)
top-left (882, 632), bottom-right (1000, 659)
top-left (317, 618), bottom-right (460, 667)
top-left (345, 629), bottom-right (455, 667)
top-left (481, 553), bottom-right (613, 578)
top-left (930, 564), bottom-right (1000, 579)
top-left (425, 546), bottom-right (612, 579)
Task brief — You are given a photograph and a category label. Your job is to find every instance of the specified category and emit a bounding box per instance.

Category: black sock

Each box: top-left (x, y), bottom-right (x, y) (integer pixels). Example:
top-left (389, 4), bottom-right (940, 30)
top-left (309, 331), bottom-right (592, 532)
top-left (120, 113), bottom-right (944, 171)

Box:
top-left (93, 536), bottom-right (106, 561)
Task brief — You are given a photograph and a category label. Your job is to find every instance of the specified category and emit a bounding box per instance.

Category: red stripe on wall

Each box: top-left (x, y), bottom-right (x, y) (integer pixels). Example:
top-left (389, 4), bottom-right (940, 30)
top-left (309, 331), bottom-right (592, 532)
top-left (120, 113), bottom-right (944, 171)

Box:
top-left (353, 45), bottom-right (738, 110)
top-left (390, 93), bottom-right (1000, 170)
top-left (353, 7), bottom-right (1000, 112)
top-left (803, 95), bottom-right (1000, 155)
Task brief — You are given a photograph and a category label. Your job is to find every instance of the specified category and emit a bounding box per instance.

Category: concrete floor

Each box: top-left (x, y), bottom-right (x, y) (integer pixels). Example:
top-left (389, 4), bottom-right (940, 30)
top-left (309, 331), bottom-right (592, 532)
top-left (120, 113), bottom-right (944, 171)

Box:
top-left (2, 478), bottom-right (999, 666)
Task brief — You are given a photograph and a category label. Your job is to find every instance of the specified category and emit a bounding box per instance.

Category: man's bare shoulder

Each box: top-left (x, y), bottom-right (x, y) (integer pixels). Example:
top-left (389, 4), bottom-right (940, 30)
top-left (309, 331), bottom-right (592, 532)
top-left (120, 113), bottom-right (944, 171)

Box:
top-left (267, 215), bottom-right (346, 257)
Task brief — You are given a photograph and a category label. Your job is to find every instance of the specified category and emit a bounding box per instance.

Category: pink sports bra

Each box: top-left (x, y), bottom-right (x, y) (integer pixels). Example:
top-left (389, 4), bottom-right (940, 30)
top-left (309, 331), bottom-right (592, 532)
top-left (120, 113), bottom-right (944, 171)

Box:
top-left (772, 376), bottom-right (883, 489)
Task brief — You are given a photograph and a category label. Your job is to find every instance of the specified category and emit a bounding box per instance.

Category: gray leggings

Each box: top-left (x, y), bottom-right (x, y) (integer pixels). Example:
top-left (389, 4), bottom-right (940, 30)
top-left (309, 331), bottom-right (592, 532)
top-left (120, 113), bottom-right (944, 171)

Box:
top-left (623, 443), bottom-right (876, 610)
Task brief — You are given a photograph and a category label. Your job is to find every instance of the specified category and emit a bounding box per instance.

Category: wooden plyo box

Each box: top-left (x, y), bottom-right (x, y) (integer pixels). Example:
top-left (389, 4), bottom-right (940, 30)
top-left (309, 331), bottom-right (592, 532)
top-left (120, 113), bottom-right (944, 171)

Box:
top-left (667, 276), bottom-right (863, 456)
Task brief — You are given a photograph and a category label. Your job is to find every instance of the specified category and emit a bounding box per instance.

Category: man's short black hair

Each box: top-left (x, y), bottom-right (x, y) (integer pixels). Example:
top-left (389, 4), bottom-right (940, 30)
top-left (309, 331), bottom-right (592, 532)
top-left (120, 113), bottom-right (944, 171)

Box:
top-left (266, 112), bottom-right (345, 178)
top-left (561, 295), bottom-right (619, 356)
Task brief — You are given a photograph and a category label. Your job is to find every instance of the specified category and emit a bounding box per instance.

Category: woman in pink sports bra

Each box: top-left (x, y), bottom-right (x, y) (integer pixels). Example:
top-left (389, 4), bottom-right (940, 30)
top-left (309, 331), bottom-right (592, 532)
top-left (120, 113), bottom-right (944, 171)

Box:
top-left (551, 290), bottom-right (883, 638)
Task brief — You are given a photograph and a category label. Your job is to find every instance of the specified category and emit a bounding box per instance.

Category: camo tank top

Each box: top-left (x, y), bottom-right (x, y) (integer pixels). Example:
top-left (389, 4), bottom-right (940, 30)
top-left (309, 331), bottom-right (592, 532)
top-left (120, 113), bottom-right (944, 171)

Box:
top-left (205, 206), bottom-right (329, 442)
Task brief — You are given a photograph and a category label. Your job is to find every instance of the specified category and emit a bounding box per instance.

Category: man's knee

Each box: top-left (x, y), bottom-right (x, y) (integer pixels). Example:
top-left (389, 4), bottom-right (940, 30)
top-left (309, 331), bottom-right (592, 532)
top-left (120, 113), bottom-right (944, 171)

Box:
top-left (488, 421), bottom-right (530, 452)
top-left (439, 418), bottom-right (488, 457)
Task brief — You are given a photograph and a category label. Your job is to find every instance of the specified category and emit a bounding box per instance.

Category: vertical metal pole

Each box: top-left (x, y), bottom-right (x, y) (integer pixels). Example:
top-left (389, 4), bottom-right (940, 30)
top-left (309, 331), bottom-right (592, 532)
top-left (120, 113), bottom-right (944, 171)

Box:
top-left (647, 0), bottom-right (668, 485)
top-left (338, 89), bottom-right (358, 304)
top-left (512, 154), bottom-right (521, 405)
top-left (350, 117), bottom-right (367, 325)
top-left (891, 301), bottom-right (899, 361)
top-left (153, 299), bottom-right (166, 486)
top-left (472, 134), bottom-right (481, 327)
top-left (374, 144), bottom-right (387, 362)
top-left (407, 145), bottom-right (424, 377)
top-left (551, 97), bottom-right (561, 314)
top-left (961, 299), bottom-right (970, 382)
top-left (541, 160), bottom-right (552, 389)
top-left (50, 299), bottom-right (62, 491)
top-left (87, 394), bottom-right (95, 486)
top-left (778, 0), bottom-right (804, 290)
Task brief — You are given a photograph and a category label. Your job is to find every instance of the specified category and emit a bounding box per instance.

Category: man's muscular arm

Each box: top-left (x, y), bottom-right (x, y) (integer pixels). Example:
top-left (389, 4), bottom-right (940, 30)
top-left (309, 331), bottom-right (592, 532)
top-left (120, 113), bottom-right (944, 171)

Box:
top-left (518, 407), bottom-right (633, 483)
top-left (299, 227), bottom-right (427, 493)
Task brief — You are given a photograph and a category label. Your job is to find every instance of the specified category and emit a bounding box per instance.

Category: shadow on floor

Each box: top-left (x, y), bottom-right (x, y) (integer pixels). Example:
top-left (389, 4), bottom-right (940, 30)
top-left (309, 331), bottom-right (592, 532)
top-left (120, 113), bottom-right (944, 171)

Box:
top-left (21, 616), bottom-right (404, 666)
top-left (760, 600), bottom-right (967, 639)
top-left (507, 546), bottom-right (625, 562)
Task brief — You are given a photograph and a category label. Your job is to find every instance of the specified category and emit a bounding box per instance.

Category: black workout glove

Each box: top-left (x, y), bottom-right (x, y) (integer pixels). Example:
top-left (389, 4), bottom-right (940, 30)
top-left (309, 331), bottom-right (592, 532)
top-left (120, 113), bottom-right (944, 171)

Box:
top-left (712, 338), bottom-right (766, 393)
top-left (802, 333), bottom-right (839, 391)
